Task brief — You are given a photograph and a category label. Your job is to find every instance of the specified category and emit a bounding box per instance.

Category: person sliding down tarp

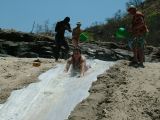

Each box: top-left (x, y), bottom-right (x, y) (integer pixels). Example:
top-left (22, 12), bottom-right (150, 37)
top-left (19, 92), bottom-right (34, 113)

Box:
top-left (54, 17), bottom-right (72, 61)
top-left (64, 48), bottom-right (90, 77)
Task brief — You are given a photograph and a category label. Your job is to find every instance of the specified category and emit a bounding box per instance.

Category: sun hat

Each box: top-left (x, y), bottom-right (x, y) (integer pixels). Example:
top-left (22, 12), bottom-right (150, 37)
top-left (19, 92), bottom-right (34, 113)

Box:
top-left (76, 21), bottom-right (81, 25)
top-left (127, 5), bottom-right (137, 11)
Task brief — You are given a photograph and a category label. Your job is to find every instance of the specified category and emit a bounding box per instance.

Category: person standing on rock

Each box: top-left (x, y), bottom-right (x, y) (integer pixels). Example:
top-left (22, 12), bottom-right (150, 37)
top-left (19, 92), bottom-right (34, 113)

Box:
top-left (54, 17), bottom-right (72, 61)
top-left (72, 22), bottom-right (83, 47)
top-left (127, 5), bottom-right (149, 68)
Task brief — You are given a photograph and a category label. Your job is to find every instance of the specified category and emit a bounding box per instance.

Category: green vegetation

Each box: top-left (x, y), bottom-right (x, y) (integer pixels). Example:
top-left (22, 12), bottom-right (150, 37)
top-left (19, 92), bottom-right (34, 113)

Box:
top-left (85, 0), bottom-right (160, 46)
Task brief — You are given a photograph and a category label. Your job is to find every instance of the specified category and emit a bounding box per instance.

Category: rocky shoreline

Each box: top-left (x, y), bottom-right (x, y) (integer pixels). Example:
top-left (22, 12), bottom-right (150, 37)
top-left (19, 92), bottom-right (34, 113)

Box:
top-left (0, 31), bottom-right (160, 62)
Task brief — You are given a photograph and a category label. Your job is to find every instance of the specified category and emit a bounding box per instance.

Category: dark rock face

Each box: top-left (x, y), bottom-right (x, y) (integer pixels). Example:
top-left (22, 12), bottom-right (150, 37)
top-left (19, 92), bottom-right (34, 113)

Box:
top-left (0, 31), bottom-right (56, 58)
top-left (145, 46), bottom-right (160, 62)
top-left (80, 43), bottom-right (132, 61)
top-left (0, 39), bottom-right (55, 58)
top-left (79, 42), bottom-right (160, 62)
top-left (0, 31), bottom-right (159, 62)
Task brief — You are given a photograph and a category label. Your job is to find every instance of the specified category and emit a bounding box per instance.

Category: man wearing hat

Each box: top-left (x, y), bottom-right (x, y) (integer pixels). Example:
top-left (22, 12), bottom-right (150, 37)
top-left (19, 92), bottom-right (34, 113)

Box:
top-left (72, 21), bottom-right (83, 47)
top-left (128, 5), bottom-right (149, 68)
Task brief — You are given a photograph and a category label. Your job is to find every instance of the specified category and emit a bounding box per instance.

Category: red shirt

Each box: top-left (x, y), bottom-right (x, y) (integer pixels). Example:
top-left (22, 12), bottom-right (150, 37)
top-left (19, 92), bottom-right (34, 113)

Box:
top-left (132, 11), bottom-right (148, 36)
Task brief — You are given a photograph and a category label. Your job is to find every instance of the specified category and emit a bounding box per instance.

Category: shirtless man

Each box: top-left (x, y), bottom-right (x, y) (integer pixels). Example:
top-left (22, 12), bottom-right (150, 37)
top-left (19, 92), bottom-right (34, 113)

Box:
top-left (64, 48), bottom-right (89, 77)
top-left (72, 22), bottom-right (83, 47)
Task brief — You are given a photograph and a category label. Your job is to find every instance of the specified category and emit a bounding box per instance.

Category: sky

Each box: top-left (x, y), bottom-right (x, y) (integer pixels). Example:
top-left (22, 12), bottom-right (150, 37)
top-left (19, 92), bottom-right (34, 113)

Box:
top-left (0, 0), bottom-right (130, 32)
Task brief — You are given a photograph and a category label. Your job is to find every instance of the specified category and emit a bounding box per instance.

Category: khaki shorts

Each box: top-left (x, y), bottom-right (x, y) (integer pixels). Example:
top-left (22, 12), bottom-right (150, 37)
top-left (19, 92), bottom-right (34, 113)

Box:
top-left (132, 38), bottom-right (144, 49)
top-left (132, 34), bottom-right (146, 49)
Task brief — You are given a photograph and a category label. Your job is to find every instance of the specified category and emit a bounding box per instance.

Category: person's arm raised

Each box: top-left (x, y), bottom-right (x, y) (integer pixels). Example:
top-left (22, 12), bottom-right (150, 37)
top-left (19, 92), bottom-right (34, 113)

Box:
top-left (80, 58), bottom-right (86, 77)
top-left (64, 58), bottom-right (72, 72)
top-left (67, 23), bottom-right (72, 32)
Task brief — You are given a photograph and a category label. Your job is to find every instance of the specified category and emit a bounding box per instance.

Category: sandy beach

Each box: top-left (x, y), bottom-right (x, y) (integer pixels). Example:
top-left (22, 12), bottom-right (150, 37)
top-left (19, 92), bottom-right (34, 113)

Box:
top-left (0, 57), bottom-right (64, 104)
top-left (0, 57), bottom-right (160, 120)
top-left (68, 61), bottom-right (160, 120)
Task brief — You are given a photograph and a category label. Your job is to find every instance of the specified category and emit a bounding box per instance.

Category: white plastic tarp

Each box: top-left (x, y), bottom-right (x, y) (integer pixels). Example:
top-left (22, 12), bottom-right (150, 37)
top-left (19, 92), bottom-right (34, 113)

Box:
top-left (0, 59), bottom-right (114, 120)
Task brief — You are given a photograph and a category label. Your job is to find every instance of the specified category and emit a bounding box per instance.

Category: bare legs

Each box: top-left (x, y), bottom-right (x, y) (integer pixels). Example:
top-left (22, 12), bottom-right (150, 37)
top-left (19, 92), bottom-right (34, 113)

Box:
top-left (72, 38), bottom-right (79, 48)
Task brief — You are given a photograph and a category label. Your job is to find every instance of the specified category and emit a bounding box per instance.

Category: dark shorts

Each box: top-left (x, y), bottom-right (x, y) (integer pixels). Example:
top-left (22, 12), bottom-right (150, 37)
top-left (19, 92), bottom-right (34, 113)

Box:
top-left (55, 35), bottom-right (65, 46)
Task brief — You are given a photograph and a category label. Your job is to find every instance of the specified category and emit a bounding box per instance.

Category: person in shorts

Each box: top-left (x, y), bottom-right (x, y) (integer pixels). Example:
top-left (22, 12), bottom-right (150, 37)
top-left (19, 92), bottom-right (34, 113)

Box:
top-left (127, 5), bottom-right (149, 67)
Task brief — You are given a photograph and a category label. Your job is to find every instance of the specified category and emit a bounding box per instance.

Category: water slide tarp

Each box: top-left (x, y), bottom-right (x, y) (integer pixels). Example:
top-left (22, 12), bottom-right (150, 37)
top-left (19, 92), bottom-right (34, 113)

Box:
top-left (0, 59), bottom-right (114, 120)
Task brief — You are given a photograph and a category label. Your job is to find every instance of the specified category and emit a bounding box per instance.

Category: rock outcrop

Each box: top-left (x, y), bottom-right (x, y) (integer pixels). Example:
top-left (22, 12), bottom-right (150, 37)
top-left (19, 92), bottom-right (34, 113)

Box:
top-left (0, 31), bottom-right (159, 62)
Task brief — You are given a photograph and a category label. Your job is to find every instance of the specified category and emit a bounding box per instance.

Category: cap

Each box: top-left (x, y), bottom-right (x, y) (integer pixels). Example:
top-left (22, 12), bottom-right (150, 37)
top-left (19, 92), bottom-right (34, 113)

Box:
top-left (76, 21), bottom-right (81, 25)
top-left (127, 5), bottom-right (137, 11)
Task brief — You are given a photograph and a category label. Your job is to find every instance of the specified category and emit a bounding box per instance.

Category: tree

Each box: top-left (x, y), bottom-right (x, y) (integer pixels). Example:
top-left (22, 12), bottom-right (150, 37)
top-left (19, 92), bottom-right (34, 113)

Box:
top-left (114, 10), bottom-right (123, 21)
top-left (44, 20), bottom-right (49, 34)
top-left (30, 21), bottom-right (35, 33)
top-left (35, 20), bottom-right (56, 36)
top-left (35, 24), bottom-right (43, 34)
top-left (126, 0), bottom-right (144, 7)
